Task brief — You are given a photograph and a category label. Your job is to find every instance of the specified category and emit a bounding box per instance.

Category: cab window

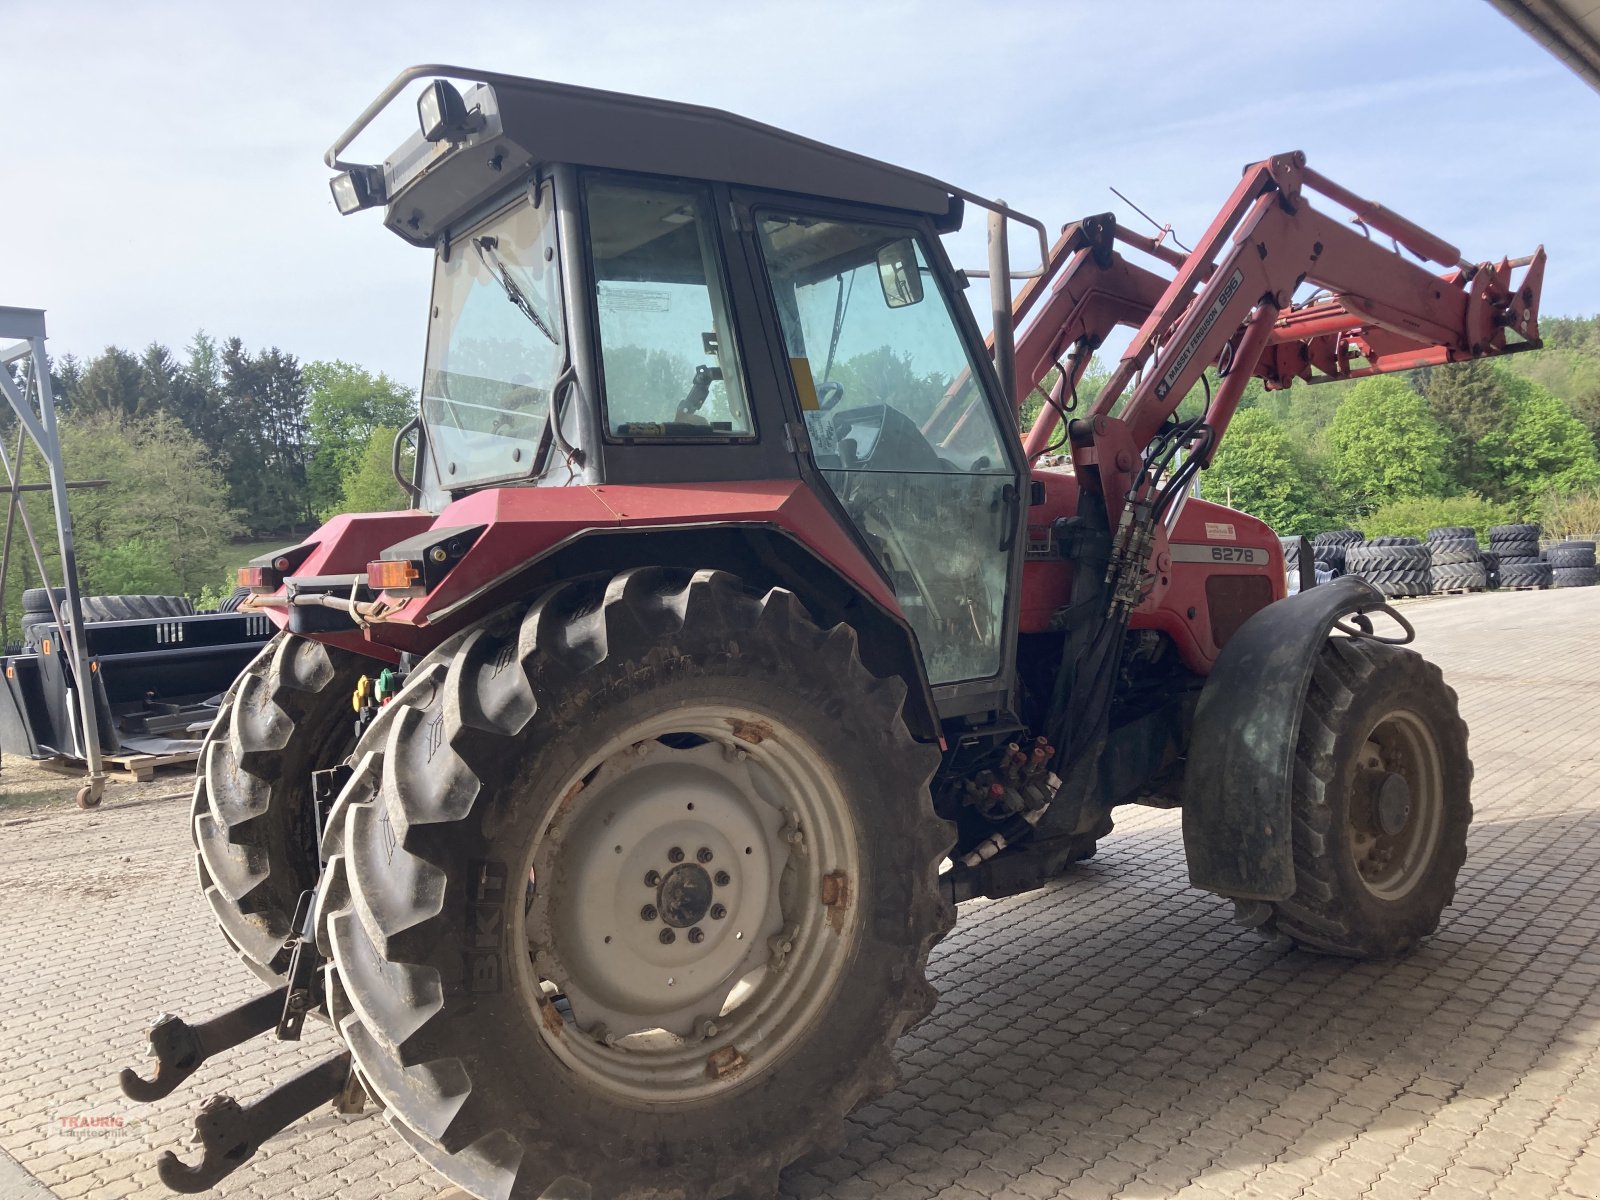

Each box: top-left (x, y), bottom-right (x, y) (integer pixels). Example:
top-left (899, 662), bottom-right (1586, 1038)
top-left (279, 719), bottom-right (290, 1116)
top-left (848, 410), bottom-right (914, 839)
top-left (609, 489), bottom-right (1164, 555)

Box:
top-left (755, 211), bottom-right (1016, 684)
top-left (585, 175), bottom-right (753, 440)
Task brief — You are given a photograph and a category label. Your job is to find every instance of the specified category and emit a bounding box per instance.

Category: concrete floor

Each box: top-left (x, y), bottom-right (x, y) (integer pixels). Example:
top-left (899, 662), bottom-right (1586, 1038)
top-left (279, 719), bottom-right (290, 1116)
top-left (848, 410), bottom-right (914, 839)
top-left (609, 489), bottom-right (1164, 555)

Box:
top-left (1, 587), bottom-right (1597, 1200)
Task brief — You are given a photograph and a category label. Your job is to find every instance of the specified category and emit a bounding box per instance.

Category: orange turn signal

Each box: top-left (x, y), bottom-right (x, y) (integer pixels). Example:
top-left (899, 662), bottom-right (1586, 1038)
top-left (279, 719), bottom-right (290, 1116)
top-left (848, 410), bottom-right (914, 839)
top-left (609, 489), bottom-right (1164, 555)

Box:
top-left (238, 565), bottom-right (280, 591)
top-left (367, 559), bottom-right (422, 592)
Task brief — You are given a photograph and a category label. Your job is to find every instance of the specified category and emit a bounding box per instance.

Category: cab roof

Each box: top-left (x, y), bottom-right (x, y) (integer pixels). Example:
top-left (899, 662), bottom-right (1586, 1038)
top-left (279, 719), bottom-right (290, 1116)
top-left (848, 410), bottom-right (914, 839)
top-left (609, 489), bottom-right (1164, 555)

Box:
top-left (333, 67), bottom-right (966, 246)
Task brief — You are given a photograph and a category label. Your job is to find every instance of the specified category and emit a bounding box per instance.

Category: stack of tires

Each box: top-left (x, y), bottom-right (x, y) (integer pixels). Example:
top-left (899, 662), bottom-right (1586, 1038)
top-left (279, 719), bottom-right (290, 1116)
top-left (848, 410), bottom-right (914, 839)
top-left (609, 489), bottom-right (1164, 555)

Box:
top-left (19, 587), bottom-right (194, 644)
top-left (1480, 549), bottom-right (1502, 591)
top-left (1425, 526), bottom-right (1487, 593)
top-left (1489, 523), bottom-right (1551, 589)
top-left (1280, 536), bottom-right (1316, 594)
top-left (1548, 540), bottom-right (1597, 589)
top-left (1311, 529), bottom-right (1363, 577)
top-left (1344, 536), bottom-right (1433, 598)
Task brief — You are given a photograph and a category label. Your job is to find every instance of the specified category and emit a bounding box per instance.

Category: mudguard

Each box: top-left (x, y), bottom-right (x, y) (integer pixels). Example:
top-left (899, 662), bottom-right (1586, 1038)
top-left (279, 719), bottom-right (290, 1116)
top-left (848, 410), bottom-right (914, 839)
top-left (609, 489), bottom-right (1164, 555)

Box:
top-left (1181, 574), bottom-right (1390, 901)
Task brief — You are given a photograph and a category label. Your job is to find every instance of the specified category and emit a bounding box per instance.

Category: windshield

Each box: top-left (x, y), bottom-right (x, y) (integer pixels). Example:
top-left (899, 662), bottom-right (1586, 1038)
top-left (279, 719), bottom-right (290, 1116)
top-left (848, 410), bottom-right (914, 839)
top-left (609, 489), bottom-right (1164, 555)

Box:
top-left (422, 182), bottom-right (565, 486)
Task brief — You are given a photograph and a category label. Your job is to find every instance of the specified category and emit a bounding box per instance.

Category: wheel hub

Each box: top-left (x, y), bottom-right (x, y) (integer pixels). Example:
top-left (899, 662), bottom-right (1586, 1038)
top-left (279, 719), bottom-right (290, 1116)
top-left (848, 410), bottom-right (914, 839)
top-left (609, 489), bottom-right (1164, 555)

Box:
top-left (1375, 772), bottom-right (1412, 835)
top-left (657, 862), bottom-right (716, 928)
top-left (1346, 713), bottom-right (1445, 900)
top-left (528, 739), bottom-right (790, 1041)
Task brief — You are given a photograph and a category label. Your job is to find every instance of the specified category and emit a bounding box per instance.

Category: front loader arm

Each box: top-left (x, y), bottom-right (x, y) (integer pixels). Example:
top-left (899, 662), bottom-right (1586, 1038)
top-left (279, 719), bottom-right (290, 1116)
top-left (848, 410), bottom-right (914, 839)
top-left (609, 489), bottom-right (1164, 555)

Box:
top-left (1012, 151), bottom-right (1544, 522)
top-left (1016, 151), bottom-right (1544, 864)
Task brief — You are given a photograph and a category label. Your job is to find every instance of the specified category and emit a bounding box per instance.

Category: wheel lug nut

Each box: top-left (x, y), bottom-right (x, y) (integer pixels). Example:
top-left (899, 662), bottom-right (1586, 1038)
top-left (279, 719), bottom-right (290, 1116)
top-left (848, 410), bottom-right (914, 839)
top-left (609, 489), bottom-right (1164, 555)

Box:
top-left (714, 871), bottom-right (730, 887)
top-left (659, 928), bottom-right (676, 945)
top-left (710, 904), bottom-right (727, 920)
top-left (640, 905), bottom-right (658, 921)
top-left (644, 871), bottom-right (661, 887)
top-left (688, 927), bottom-right (705, 944)
top-left (697, 847), bottom-right (714, 863)
top-left (668, 847), bottom-right (685, 863)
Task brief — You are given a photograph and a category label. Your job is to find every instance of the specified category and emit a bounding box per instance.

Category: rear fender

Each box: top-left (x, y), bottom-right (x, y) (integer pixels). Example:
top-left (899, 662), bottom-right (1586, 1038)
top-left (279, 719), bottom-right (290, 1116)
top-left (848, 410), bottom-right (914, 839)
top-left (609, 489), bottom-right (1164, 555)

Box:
top-left (1181, 574), bottom-right (1388, 901)
top-left (276, 482), bottom-right (938, 740)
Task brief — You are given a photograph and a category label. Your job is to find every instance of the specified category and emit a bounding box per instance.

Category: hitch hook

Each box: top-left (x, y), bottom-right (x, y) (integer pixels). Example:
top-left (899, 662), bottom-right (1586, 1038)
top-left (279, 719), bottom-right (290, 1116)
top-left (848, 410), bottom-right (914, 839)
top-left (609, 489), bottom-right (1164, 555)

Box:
top-left (119, 988), bottom-right (287, 1103)
top-left (155, 1052), bottom-right (352, 1193)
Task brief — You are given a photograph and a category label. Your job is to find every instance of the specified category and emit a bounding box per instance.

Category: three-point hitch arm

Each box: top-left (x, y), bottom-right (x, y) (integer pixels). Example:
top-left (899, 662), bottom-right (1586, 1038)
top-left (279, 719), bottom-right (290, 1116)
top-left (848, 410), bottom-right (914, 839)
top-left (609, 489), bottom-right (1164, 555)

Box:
top-left (1011, 150), bottom-right (1544, 526)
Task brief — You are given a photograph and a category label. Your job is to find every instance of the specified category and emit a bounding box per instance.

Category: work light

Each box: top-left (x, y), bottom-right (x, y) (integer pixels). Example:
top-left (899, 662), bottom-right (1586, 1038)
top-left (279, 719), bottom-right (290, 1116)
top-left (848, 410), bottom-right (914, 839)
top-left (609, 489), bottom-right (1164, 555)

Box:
top-left (329, 165), bottom-right (386, 215)
top-left (418, 79), bottom-right (482, 143)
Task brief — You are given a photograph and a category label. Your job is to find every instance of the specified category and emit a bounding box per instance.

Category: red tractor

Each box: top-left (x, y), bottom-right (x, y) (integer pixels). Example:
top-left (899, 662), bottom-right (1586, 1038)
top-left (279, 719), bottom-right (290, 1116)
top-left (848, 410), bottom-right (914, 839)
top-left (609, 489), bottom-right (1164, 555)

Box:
top-left (125, 66), bottom-right (1544, 1199)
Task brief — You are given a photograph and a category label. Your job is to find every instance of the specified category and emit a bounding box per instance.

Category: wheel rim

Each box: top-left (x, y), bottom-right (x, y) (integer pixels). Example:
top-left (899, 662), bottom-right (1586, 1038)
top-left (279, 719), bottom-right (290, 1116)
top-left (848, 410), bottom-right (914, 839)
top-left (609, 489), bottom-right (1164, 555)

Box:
top-left (519, 704), bottom-right (860, 1104)
top-left (1345, 709), bottom-right (1445, 900)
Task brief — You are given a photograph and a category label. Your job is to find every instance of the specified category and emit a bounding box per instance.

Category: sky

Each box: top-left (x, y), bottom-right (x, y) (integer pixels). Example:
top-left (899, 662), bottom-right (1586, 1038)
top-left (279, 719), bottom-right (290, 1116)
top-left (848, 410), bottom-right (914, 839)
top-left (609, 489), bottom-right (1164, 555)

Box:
top-left (4, 0), bottom-right (1598, 388)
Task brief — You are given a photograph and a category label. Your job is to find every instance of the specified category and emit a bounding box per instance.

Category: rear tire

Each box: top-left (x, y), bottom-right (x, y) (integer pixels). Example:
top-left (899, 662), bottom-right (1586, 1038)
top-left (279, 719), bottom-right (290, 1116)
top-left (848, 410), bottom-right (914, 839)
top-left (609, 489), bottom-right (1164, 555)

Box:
top-left (192, 633), bottom-right (368, 982)
top-left (1255, 637), bottom-right (1471, 959)
top-left (321, 568), bottom-right (954, 1200)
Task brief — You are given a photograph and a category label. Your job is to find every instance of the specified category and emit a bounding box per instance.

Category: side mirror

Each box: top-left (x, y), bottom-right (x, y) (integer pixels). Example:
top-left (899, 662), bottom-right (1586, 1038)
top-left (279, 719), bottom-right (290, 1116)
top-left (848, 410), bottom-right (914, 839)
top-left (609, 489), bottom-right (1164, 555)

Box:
top-left (876, 239), bottom-right (924, 309)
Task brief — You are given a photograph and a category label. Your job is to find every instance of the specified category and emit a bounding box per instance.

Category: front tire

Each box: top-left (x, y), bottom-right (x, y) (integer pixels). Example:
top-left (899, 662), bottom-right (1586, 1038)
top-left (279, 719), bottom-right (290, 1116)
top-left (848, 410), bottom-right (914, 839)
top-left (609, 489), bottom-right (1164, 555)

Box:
top-left (320, 568), bottom-right (954, 1199)
top-left (193, 633), bottom-right (368, 981)
top-left (1254, 637), bottom-right (1471, 959)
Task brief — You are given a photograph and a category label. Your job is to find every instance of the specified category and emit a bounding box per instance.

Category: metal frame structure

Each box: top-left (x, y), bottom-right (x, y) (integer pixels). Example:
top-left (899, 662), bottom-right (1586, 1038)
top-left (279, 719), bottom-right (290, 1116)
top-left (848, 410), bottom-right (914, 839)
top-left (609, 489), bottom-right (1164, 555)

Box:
top-left (0, 307), bottom-right (105, 806)
top-left (1490, 0), bottom-right (1600, 93)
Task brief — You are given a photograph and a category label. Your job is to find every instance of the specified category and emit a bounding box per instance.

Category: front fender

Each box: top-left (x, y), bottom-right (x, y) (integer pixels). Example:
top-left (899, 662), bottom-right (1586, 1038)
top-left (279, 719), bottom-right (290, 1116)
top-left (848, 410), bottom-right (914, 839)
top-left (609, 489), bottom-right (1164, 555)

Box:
top-left (1181, 575), bottom-right (1388, 901)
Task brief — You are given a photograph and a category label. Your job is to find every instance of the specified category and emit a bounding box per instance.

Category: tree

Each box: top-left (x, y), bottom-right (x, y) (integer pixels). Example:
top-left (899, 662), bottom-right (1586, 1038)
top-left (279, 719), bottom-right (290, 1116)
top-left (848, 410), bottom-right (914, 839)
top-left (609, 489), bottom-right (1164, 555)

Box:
top-left (1482, 374), bottom-right (1600, 502)
top-left (1423, 360), bottom-right (1513, 493)
top-left (304, 361), bottom-right (415, 515)
top-left (1205, 408), bottom-right (1333, 536)
top-left (72, 347), bottom-right (149, 417)
top-left (1325, 378), bottom-right (1450, 510)
top-left (58, 412), bottom-right (243, 596)
top-left (327, 425), bottom-right (412, 519)
top-left (219, 339), bottom-right (313, 534)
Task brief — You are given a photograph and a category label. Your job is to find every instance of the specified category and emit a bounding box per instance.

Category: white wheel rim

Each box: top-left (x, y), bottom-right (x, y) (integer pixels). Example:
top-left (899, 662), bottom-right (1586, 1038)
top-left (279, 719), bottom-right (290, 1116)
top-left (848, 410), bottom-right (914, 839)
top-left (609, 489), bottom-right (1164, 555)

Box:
top-left (1347, 709), bottom-right (1445, 901)
top-left (517, 704), bottom-right (860, 1104)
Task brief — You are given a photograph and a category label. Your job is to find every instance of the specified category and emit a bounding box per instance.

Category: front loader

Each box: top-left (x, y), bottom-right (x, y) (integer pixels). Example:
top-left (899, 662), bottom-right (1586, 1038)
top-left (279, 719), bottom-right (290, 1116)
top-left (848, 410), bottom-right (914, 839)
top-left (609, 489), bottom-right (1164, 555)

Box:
top-left (123, 66), bottom-right (1544, 1198)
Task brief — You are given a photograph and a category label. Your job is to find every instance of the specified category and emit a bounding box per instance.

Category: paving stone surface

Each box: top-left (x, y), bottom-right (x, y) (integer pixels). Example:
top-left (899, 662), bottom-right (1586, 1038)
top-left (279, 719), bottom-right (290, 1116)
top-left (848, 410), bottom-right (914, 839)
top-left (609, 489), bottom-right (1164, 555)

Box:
top-left (0, 588), bottom-right (1596, 1199)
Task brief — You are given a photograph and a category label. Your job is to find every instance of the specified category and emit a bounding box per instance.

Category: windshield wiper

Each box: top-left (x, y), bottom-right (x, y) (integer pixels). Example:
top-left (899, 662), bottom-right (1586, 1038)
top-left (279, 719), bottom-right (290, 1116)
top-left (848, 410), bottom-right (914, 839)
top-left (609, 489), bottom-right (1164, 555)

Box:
top-left (473, 236), bottom-right (559, 346)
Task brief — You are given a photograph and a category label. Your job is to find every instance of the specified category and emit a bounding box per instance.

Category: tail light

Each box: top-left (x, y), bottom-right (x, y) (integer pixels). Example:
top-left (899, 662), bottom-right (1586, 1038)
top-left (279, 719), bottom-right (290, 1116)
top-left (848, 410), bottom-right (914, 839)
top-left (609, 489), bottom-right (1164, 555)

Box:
top-left (366, 558), bottom-right (423, 594)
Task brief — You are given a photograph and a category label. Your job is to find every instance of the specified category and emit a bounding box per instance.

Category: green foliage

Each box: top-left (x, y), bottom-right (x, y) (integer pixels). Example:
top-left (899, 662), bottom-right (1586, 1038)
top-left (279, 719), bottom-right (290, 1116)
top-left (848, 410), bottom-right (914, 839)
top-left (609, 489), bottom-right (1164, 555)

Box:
top-left (1539, 487), bottom-right (1600, 541)
top-left (59, 412), bottom-right (243, 596)
top-left (1482, 374), bottom-right (1600, 502)
top-left (91, 537), bottom-right (180, 594)
top-left (1205, 408), bottom-right (1333, 536)
top-left (1423, 360), bottom-right (1514, 496)
top-left (0, 412), bottom-right (241, 638)
top-left (304, 361), bottom-right (415, 516)
top-left (1324, 378), bottom-right (1450, 510)
top-left (1360, 494), bottom-right (1515, 544)
top-left (193, 581), bottom-right (235, 612)
top-left (327, 426), bottom-right (413, 519)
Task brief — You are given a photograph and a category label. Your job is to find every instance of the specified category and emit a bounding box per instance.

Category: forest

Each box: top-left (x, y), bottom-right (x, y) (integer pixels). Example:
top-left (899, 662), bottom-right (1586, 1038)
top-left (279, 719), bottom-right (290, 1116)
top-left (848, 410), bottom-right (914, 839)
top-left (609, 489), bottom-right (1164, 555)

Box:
top-left (1, 313), bottom-right (1597, 640)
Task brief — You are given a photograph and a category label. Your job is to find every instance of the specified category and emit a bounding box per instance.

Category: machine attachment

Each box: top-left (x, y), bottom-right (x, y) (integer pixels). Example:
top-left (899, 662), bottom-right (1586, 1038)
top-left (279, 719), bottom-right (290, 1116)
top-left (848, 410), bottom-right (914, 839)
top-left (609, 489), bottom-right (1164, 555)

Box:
top-left (154, 1053), bottom-right (353, 1193)
top-left (119, 989), bottom-right (286, 1103)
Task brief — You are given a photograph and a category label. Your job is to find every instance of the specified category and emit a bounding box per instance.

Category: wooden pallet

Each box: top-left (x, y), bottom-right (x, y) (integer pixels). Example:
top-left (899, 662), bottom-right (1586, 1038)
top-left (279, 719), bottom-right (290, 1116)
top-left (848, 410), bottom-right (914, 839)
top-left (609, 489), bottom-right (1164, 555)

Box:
top-left (40, 747), bottom-right (199, 783)
top-left (1436, 587), bottom-right (1486, 596)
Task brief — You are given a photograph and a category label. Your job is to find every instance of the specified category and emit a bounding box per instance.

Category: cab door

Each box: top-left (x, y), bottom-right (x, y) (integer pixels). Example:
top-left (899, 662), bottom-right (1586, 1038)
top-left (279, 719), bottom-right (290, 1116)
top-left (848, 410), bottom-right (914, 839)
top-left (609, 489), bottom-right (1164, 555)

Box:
top-left (740, 199), bottom-right (1026, 704)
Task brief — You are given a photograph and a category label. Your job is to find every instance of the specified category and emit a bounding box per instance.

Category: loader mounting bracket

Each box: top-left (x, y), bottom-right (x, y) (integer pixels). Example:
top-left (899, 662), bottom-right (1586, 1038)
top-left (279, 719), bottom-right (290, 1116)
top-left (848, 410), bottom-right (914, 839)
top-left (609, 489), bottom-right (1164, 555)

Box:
top-left (1181, 574), bottom-right (1389, 902)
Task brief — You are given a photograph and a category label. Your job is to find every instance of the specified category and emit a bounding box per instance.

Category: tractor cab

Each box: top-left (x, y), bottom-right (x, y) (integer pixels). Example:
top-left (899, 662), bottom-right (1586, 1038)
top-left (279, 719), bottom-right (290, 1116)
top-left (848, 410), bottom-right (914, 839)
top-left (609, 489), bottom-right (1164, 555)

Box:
top-left (329, 69), bottom-right (1033, 691)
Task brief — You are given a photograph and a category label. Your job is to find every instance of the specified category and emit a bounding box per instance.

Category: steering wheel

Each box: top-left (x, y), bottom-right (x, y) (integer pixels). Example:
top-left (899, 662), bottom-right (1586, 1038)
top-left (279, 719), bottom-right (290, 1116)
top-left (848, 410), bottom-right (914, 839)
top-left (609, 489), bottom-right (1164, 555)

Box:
top-left (816, 381), bottom-right (845, 411)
